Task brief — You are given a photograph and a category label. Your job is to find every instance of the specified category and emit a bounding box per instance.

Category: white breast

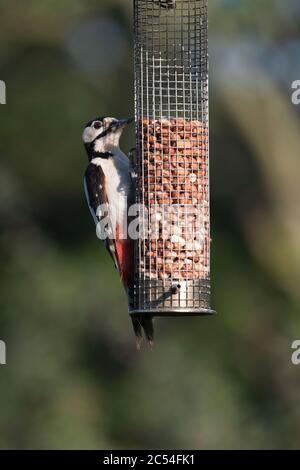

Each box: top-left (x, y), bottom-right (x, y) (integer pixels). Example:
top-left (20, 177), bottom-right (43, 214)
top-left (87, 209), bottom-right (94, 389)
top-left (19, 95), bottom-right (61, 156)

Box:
top-left (92, 150), bottom-right (132, 238)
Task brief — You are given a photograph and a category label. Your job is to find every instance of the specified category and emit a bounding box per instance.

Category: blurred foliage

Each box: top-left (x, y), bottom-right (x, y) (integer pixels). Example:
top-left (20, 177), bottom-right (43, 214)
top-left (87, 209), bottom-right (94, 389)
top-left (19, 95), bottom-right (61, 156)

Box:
top-left (0, 0), bottom-right (300, 450)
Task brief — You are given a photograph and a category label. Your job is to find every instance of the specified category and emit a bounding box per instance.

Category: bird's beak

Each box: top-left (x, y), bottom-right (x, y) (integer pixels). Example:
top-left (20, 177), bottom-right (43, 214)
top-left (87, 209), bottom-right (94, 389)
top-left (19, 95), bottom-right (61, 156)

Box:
top-left (116, 117), bottom-right (134, 129)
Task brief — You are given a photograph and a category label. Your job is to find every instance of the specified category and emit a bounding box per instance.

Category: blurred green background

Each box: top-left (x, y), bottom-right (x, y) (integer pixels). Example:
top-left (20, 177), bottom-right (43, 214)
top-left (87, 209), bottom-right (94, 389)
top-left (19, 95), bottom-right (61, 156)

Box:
top-left (1, 0), bottom-right (300, 449)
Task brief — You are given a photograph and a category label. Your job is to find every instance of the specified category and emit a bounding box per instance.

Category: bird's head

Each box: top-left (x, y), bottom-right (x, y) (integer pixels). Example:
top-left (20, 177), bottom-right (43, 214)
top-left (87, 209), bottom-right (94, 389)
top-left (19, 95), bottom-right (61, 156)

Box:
top-left (82, 116), bottom-right (134, 158)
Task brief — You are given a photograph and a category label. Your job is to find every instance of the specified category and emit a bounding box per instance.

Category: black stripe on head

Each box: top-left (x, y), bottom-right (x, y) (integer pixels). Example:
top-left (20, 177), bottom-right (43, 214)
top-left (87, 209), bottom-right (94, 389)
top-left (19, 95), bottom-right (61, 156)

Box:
top-left (85, 116), bottom-right (106, 128)
top-left (93, 123), bottom-right (115, 142)
top-left (85, 116), bottom-right (118, 143)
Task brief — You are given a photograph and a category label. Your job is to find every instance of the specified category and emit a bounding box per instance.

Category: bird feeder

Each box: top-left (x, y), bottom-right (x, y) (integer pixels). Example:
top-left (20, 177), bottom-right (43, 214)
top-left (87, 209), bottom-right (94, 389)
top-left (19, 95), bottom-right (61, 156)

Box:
top-left (131, 0), bottom-right (215, 316)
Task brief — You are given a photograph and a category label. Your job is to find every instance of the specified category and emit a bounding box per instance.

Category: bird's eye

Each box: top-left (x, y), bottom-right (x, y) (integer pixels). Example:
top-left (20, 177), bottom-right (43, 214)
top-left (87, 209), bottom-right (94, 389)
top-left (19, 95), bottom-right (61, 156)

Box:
top-left (93, 121), bottom-right (102, 129)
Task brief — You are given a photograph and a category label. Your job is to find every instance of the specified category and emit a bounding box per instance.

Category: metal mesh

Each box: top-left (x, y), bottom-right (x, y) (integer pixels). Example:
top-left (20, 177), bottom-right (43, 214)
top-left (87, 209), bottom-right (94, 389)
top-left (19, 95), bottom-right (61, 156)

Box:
top-left (131, 0), bottom-right (214, 316)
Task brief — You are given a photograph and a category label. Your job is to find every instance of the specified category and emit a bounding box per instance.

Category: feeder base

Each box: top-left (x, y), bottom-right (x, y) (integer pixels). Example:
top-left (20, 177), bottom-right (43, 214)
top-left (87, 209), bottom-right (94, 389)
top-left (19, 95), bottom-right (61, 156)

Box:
top-left (129, 308), bottom-right (217, 318)
top-left (131, 278), bottom-right (215, 317)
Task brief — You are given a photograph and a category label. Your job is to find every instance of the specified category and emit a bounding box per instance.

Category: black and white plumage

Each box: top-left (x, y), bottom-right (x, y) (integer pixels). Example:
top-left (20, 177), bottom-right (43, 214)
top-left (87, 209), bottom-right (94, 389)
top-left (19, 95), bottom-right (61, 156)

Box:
top-left (82, 116), bottom-right (154, 347)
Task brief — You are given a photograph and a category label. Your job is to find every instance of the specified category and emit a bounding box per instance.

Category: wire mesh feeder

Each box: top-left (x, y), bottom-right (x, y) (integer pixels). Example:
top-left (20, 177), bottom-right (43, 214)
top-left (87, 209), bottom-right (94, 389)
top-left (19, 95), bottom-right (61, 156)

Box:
top-left (131, 0), bottom-right (215, 317)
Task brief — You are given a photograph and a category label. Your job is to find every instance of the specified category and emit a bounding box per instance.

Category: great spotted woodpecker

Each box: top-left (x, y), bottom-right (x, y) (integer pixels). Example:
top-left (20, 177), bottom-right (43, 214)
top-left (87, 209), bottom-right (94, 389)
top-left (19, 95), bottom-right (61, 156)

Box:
top-left (82, 116), bottom-right (154, 348)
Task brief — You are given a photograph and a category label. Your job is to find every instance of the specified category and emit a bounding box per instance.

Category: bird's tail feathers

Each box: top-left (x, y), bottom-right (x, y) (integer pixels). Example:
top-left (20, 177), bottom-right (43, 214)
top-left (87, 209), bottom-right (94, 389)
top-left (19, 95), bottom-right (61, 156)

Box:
top-left (131, 315), bottom-right (143, 350)
top-left (131, 314), bottom-right (154, 350)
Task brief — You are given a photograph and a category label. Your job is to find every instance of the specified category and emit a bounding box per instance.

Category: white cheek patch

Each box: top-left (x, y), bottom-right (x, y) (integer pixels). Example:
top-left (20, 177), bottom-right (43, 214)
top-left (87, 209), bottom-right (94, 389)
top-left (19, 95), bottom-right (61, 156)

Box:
top-left (82, 127), bottom-right (96, 143)
top-left (82, 126), bottom-right (104, 143)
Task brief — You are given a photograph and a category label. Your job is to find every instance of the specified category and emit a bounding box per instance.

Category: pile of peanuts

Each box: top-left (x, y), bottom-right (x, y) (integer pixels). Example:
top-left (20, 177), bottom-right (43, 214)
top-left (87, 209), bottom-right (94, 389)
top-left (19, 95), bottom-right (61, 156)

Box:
top-left (138, 118), bottom-right (210, 281)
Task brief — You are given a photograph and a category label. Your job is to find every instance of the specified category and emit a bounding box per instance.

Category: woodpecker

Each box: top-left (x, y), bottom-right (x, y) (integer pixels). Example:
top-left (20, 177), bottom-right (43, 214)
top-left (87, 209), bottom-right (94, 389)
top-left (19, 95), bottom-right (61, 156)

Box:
top-left (82, 116), bottom-right (154, 348)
